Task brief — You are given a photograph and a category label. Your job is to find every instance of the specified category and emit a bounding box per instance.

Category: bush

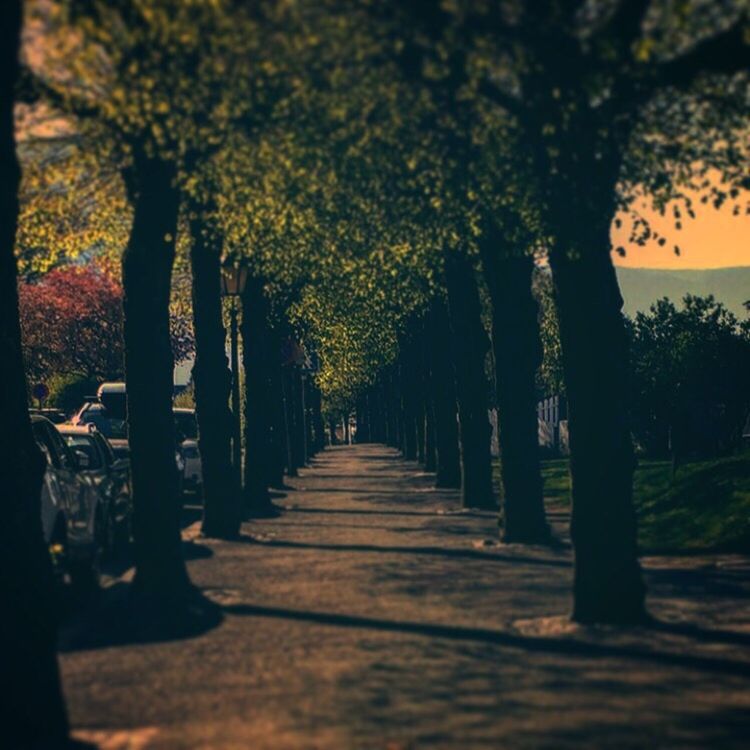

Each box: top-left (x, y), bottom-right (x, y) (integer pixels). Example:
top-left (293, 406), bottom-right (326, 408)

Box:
top-left (47, 373), bottom-right (100, 416)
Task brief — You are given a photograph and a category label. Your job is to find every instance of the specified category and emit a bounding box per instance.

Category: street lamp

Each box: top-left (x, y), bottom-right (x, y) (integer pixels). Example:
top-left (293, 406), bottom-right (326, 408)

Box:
top-left (221, 263), bottom-right (248, 478)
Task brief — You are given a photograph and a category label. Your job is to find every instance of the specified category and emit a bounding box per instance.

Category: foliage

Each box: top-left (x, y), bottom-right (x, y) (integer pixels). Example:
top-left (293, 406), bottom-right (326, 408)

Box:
top-left (17, 265), bottom-right (194, 384)
top-left (627, 295), bottom-right (750, 457)
top-left (19, 0), bottom-right (750, 413)
top-left (15, 135), bottom-right (130, 276)
top-left (534, 269), bottom-right (565, 397)
top-left (46, 372), bottom-right (99, 414)
top-left (174, 382), bottom-right (196, 409)
top-left (18, 265), bottom-right (125, 381)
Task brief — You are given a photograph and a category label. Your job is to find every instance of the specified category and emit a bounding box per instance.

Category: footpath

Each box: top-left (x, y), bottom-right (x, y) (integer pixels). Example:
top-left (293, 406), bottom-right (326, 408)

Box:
top-left (63, 444), bottom-right (750, 749)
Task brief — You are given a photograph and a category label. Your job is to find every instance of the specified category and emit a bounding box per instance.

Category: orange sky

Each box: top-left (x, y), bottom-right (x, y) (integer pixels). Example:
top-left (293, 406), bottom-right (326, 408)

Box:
top-left (612, 201), bottom-right (749, 270)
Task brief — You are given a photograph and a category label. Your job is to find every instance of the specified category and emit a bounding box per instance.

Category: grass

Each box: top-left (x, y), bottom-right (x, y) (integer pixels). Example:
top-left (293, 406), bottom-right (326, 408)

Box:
top-left (493, 452), bottom-right (750, 554)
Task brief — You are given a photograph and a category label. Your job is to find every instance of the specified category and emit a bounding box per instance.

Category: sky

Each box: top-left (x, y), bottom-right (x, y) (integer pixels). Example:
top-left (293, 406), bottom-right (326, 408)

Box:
top-left (612, 200), bottom-right (749, 270)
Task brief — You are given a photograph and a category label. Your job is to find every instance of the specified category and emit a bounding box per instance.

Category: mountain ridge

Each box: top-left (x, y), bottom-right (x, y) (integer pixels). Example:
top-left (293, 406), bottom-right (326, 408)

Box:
top-left (615, 266), bottom-right (750, 319)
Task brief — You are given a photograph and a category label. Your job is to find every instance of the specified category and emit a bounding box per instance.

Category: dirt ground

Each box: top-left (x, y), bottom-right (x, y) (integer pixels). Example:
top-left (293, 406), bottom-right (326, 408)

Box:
top-left (63, 444), bottom-right (750, 749)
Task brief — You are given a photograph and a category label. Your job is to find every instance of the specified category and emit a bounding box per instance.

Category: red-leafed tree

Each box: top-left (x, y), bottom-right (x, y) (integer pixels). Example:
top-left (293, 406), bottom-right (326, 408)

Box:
top-left (19, 266), bottom-right (125, 381)
top-left (18, 265), bottom-right (194, 384)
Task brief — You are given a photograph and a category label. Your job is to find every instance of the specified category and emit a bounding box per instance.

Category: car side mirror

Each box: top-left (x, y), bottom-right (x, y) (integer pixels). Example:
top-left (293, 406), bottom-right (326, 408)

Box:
top-left (74, 450), bottom-right (90, 470)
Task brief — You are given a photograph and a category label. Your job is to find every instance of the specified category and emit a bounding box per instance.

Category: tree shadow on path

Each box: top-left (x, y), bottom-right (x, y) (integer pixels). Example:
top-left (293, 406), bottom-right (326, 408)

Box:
top-left (60, 542), bottom-right (222, 654)
top-left (237, 534), bottom-right (572, 567)
top-left (222, 602), bottom-right (750, 678)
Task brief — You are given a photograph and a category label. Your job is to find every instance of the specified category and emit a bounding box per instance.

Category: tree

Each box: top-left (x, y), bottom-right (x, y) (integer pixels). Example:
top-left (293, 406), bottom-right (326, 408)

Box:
top-left (188, 203), bottom-right (241, 538)
top-left (481, 0), bottom-right (748, 623)
top-left (629, 295), bottom-right (750, 461)
top-left (241, 271), bottom-right (279, 516)
top-left (379, 0), bottom-right (748, 622)
top-left (26, 0), bottom-right (265, 595)
top-left (0, 1), bottom-right (70, 744)
top-left (18, 264), bottom-right (195, 387)
top-left (18, 266), bottom-right (125, 382)
top-left (443, 250), bottom-right (496, 510)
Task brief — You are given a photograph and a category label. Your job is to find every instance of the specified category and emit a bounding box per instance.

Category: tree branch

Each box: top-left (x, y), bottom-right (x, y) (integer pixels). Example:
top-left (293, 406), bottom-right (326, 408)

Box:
top-left (600, 0), bottom-right (652, 48)
top-left (655, 21), bottom-right (750, 90)
top-left (17, 65), bottom-right (100, 120)
top-left (478, 78), bottom-right (525, 121)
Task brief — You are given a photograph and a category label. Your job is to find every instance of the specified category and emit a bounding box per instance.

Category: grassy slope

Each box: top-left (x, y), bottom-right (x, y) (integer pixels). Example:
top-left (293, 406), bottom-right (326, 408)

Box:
top-left (495, 453), bottom-right (750, 554)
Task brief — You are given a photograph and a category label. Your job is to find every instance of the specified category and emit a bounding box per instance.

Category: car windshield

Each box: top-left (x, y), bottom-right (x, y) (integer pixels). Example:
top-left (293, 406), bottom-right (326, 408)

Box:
top-left (174, 412), bottom-right (198, 440)
top-left (64, 435), bottom-right (103, 470)
top-left (79, 405), bottom-right (128, 440)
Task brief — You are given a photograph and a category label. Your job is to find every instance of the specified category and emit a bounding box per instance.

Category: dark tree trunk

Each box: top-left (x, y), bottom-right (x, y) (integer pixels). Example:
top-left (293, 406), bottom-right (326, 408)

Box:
top-left (387, 367), bottom-right (401, 448)
top-left (304, 378), bottom-right (316, 456)
top-left (481, 246), bottom-right (549, 543)
top-left (412, 324), bottom-right (427, 464)
top-left (267, 325), bottom-right (287, 487)
top-left (310, 382), bottom-right (326, 453)
top-left (415, 390), bottom-right (426, 464)
top-left (241, 275), bottom-right (276, 516)
top-left (281, 368), bottom-right (298, 476)
top-left (427, 299), bottom-right (462, 488)
top-left (0, 4), bottom-right (70, 743)
top-left (401, 360), bottom-right (418, 460)
top-left (122, 148), bottom-right (189, 597)
top-left (443, 251), bottom-right (496, 509)
top-left (294, 369), bottom-right (308, 464)
top-left (424, 401), bottom-right (437, 472)
top-left (188, 206), bottom-right (241, 539)
top-left (549, 230), bottom-right (646, 623)
top-left (328, 417), bottom-right (339, 446)
top-left (371, 384), bottom-right (386, 443)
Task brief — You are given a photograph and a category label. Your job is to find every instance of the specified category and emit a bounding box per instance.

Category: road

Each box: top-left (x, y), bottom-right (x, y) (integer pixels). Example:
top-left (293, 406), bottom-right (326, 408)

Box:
top-left (62, 444), bottom-right (750, 749)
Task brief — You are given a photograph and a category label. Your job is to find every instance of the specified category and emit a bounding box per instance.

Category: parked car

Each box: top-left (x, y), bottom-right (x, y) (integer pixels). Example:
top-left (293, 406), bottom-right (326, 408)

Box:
top-left (180, 439), bottom-right (202, 496)
top-left (174, 408), bottom-right (202, 498)
top-left (73, 392), bottom-right (198, 498)
top-left (58, 424), bottom-right (132, 557)
top-left (31, 415), bottom-right (102, 592)
top-left (29, 408), bottom-right (67, 424)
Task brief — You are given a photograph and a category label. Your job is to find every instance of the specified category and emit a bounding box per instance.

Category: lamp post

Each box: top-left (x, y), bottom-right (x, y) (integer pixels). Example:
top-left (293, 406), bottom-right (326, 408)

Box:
top-left (220, 263), bottom-right (249, 479)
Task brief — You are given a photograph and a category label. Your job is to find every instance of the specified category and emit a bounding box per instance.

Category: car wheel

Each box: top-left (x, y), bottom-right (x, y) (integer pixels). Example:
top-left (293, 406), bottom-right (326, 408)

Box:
top-left (69, 557), bottom-right (100, 602)
top-left (49, 520), bottom-right (68, 588)
top-left (111, 497), bottom-right (131, 558)
top-left (71, 510), bottom-right (103, 601)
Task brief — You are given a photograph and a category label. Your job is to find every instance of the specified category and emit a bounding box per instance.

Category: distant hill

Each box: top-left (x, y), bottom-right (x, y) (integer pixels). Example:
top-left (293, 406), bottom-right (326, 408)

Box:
top-left (615, 267), bottom-right (750, 319)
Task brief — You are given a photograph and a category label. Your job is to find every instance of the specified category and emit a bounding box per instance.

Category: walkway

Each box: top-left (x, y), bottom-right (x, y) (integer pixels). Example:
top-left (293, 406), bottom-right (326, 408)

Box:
top-left (64, 445), bottom-right (750, 749)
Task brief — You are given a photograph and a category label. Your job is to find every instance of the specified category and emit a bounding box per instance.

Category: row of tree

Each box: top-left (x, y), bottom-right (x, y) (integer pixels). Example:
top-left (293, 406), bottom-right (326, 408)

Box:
top-left (2, 1), bottom-right (748, 746)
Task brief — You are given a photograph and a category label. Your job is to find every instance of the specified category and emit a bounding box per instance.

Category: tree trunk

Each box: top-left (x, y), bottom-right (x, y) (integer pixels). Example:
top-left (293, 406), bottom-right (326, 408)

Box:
top-left (424, 401), bottom-right (437, 472)
top-left (310, 381), bottom-right (326, 453)
top-left (241, 275), bottom-right (276, 516)
top-left (282, 367), bottom-right (299, 476)
top-left (549, 229), bottom-right (646, 623)
top-left (371, 384), bottom-right (386, 443)
top-left (294, 369), bottom-right (308, 463)
top-left (400, 355), bottom-right (418, 460)
top-left (122, 148), bottom-right (189, 597)
top-left (387, 367), bottom-right (401, 448)
top-left (0, 4), bottom-right (70, 743)
top-left (267, 325), bottom-right (287, 487)
top-left (188, 206), bottom-right (241, 539)
top-left (304, 378), bottom-right (316, 456)
top-left (427, 299), bottom-right (462, 488)
top-left (481, 246), bottom-right (549, 543)
top-left (328, 416), bottom-right (339, 446)
top-left (443, 251), bottom-right (496, 509)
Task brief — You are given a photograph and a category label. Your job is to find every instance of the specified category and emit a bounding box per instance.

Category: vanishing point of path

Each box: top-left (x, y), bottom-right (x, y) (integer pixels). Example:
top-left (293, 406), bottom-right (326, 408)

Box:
top-left (63, 445), bottom-right (750, 749)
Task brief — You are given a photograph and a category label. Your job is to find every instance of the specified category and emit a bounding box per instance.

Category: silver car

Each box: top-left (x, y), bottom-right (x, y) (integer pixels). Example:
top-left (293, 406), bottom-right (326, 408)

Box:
top-left (58, 424), bottom-right (132, 557)
top-left (32, 415), bottom-right (102, 593)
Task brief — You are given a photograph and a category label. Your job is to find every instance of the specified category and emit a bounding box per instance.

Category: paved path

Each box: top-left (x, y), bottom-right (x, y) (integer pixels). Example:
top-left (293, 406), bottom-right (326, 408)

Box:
top-left (63, 445), bottom-right (750, 749)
